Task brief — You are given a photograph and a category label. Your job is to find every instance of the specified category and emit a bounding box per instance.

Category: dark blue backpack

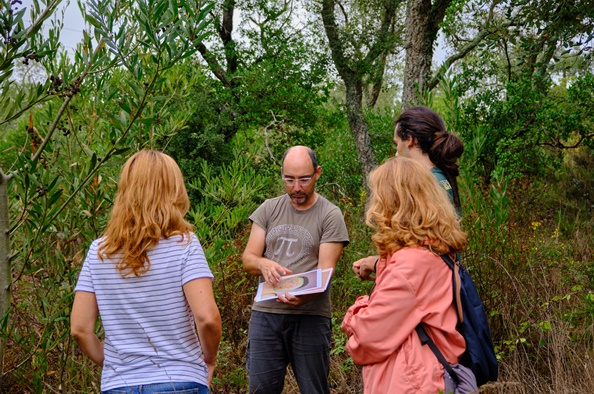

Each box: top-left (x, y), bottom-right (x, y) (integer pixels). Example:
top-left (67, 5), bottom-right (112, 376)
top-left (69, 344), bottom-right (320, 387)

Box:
top-left (416, 253), bottom-right (498, 387)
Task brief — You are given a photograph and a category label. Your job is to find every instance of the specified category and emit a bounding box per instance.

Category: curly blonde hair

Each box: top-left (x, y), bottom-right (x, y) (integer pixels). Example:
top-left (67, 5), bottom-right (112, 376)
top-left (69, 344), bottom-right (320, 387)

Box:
top-left (366, 156), bottom-right (466, 259)
top-left (98, 150), bottom-right (193, 277)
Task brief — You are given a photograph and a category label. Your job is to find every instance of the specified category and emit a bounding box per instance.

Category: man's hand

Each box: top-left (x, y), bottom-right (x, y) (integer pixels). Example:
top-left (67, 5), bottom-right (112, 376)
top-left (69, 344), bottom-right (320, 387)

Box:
top-left (259, 259), bottom-right (293, 285)
top-left (276, 292), bottom-right (317, 307)
top-left (352, 255), bottom-right (379, 281)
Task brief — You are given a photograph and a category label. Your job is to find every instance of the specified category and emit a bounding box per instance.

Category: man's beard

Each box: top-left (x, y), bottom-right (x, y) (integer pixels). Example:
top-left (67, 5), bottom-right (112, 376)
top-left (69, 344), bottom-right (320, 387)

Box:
top-left (290, 191), bottom-right (308, 205)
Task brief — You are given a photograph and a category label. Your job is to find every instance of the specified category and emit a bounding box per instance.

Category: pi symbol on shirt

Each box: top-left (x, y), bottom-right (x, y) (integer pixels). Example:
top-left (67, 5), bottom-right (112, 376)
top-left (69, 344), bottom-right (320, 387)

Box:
top-left (273, 237), bottom-right (299, 258)
top-left (266, 224), bottom-right (314, 265)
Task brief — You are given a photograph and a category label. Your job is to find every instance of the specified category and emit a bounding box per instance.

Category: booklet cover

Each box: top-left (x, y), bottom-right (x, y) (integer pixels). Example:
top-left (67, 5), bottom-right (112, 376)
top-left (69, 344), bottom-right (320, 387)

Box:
top-left (255, 268), bottom-right (334, 302)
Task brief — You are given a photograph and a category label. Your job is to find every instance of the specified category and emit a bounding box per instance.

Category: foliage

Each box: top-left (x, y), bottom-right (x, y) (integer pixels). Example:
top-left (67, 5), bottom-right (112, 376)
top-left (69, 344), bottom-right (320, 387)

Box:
top-left (440, 0), bottom-right (594, 184)
top-left (457, 73), bottom-right (594, 182)
top-left (234, 0), bottom-right (332, 126)
top-left (314, 110), bottom-right (363, 203)
top-left (160, 69), bottom-right (235, 203)
top-left (167, 0), bottom-right (336, 203)
top-left (1, 0), bottom-right (215, 389)
top-left (0, 0), bottom-right (61, 125)
top-left (186, 139), bottom-right (272, 391)
top-left (2, 0), bottom-right (594, 392)
top-left (436, 65), bottom-right (594, 392)
top-left (192, 0), bottom-right (334, 138)
top-left (457, 172), bottom-right (594, 392)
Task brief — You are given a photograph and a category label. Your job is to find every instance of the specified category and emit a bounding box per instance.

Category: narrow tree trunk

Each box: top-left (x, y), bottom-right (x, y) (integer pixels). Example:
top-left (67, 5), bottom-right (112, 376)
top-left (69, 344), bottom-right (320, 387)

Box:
top-left (345, 81), bottom-right (377, 178)
top-left (321, 0), bottom-right (379, 182)
top-left (0, 170), bottom-right (10, 371)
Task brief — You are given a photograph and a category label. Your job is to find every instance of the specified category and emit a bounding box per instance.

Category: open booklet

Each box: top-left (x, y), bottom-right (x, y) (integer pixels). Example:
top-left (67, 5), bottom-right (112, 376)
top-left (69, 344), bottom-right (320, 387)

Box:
top-left (255, 268), bottom-right (334, 302)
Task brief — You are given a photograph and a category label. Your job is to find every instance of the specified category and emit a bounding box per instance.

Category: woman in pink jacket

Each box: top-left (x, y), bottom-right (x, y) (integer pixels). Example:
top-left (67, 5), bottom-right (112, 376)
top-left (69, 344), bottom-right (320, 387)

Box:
top-left (342, 156), bottom-right (467, 393)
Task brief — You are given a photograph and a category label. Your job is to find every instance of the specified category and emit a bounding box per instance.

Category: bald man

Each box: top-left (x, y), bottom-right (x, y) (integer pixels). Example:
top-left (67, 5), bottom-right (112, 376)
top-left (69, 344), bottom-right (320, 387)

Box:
top-left (242, 146), bottom-right (349, 394)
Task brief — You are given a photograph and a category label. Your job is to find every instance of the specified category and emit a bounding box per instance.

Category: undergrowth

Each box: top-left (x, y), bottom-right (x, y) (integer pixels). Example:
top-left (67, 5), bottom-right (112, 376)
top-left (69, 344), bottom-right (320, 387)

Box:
top-left (2, 140), bottom-right (593, 393)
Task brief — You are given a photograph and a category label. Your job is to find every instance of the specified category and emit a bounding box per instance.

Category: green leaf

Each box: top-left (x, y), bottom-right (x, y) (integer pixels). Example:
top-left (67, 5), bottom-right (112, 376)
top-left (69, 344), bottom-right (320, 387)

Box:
top-left (126, 79), bottom-right (144, 100)
top-left (47, 189), bottom-right (63, 206)
top-left (117, 100), bottom-right (132, 114)
top-left (88, 152), bottom-right (97, 176)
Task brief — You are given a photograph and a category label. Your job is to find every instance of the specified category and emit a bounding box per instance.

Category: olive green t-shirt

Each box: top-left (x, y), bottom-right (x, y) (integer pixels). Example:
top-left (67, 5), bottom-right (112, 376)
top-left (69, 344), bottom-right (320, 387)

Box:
top-left (431, 167), bottom-right (454, 203)
top-left (431, 167), bottom-right (463, 216)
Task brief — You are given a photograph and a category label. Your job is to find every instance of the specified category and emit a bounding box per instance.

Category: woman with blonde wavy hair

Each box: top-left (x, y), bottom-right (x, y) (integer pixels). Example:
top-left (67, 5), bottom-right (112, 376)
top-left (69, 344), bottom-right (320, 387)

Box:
top-left (71, 150), bottom-right (221, 394)
top-left (353, 105), bottom-right (465, 281)
top-left (341, 156), bottom-right (467, 393)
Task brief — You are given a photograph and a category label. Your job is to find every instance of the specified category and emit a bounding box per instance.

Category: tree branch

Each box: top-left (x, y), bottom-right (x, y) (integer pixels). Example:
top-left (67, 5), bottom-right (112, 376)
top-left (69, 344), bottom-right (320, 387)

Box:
top-left (0, 0), bottom-right (61, 72)
top-left (539, 133), bottom-right (594, 149)
top-left (0, 169), bottom-right (8, 185)
top-left (361, 0), bottom-right (401, 66)
top-left (0, 93), bottom-right (53, 127)
top-left (28, 45), bottom-right (101, 168)
top-left (321, 0), bottom-right (355, 82)
top-left (220, 0), bottom-right (234, 43)
top-left (366, 53), bottom-right (388, 108)
top-left (199, 0), bottom-right (239, 94)
top-left (221, 0), bottom-right (238, 75)
top-left (429, 0), bottom-right (452, 40)
top-left (336, 0), bottom-right (349, 25)
top-left (197, 42), bottom-right (233, 91)
top-left (263, 112), bottom-right (290, 167)
top-left (501, 37), bottom-right (512, 82)
top-left (428, 20), bottom-right (514, 90)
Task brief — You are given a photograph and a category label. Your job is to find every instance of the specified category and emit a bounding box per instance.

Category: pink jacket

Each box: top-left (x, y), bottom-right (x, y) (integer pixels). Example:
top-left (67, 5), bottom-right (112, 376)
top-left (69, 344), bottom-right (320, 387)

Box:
top-left (342, 247), bottom-right (465, 394)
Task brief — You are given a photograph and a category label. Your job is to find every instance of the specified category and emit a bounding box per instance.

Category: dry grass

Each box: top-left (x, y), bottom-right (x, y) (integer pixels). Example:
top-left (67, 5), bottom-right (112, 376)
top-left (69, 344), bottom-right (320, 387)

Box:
top-left (278, 357), bottom-right (363, 394)
top-left (487, 323), bottom-right (594, 393)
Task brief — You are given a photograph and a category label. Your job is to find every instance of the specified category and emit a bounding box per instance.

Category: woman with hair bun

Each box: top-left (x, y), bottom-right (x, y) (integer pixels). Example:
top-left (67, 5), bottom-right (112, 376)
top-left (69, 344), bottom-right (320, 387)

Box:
top-left (393, 106), bottom-right (464, 211)
top-left (71, 150), bottom-right (221, 394)
top-left (342, 156), bottom-right (468, 393)
top-left (353, 106), bottom-right (464, 281)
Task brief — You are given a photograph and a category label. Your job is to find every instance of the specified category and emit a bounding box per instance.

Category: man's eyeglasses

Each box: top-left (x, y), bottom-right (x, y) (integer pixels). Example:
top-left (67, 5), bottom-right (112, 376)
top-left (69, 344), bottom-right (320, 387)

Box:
top-left (282, 171), bottom-right (316, 187)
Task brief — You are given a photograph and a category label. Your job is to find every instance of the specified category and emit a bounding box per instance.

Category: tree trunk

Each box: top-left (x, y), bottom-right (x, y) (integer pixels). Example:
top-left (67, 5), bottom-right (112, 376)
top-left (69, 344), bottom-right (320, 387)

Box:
top-left (0, 170), bottom-right (10, 371)
top-left (345, 80), bottom-right (377, 178)
top-left (401, 0), bottom-right (451, 109)
top-left (197, 0), bottom-right (240, 142)
top-left (321, 0), bottom-right (385, 181)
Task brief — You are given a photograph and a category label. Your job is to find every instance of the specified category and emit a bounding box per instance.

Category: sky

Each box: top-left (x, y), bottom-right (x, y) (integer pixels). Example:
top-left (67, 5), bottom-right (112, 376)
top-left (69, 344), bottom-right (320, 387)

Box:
top-left (19, 0), bottom-right (86, 53)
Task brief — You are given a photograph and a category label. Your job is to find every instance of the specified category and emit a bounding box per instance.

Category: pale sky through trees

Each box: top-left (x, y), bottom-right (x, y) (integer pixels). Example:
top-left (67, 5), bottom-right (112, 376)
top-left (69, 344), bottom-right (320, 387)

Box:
top-left (17, 0), bottom-right (449, 63)
top-left (20, 0), bottom-right (85, 53)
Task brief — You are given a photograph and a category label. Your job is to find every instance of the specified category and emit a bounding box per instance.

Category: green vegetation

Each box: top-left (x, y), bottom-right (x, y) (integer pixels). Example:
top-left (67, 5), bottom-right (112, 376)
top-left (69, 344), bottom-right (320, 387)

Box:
top-left (1, 0), bottom-right (593, 392)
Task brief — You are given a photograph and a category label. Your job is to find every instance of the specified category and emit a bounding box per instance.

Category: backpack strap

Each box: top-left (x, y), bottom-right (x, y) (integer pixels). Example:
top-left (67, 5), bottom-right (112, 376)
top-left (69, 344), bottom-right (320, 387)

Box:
top-left (415, 324), bottom-right (460, 385)
top-left (441, 253), bottom-right (464, 323)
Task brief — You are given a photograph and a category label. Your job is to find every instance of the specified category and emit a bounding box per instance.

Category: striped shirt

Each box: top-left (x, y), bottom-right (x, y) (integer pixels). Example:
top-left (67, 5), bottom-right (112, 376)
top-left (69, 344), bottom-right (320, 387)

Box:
top-left (75, 233), bottom-right (214, 391)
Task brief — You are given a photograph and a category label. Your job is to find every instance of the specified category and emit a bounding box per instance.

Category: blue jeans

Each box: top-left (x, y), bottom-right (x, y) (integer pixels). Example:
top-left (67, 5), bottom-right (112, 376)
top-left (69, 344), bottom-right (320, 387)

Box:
top-left (246, 311), bottom-right (332, 394)
top-left (102, 382), bottom-right (208, 394)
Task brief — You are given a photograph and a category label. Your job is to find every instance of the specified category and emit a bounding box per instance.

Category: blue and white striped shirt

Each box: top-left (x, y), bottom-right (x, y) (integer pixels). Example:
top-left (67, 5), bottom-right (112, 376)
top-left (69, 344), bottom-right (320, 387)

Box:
top-left (75, 233), bottom-right (214, 390)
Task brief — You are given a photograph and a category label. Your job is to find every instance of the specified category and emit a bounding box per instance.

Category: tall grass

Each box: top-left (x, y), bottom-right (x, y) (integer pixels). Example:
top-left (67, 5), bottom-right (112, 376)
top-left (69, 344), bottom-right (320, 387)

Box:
top-left (458, 161), bottom-right (594, 392)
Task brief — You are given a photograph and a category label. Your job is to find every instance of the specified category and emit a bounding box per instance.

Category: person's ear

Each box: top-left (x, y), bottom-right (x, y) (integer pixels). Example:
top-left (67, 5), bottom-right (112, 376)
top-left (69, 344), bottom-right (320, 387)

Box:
top-left (407, 136), bottom-right (417, 149)
top-left (315, 166), bottom-right (322, 178)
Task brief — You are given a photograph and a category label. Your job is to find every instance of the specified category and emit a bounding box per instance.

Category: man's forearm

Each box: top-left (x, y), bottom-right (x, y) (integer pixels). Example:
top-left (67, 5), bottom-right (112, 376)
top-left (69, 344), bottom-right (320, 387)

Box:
top-left (242, 251), bottom-right (265, 276)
